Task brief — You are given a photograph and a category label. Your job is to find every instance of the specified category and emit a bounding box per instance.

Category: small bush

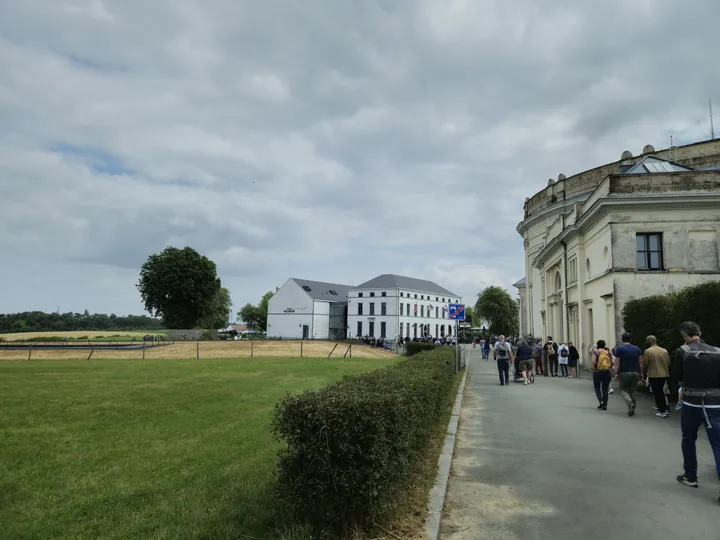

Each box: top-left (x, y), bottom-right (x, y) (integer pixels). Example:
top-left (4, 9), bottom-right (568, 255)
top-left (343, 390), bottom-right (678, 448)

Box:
top-left (404, 341), bottom-right (438, 356)
top-left (272, 347), bottom-right (457, 536)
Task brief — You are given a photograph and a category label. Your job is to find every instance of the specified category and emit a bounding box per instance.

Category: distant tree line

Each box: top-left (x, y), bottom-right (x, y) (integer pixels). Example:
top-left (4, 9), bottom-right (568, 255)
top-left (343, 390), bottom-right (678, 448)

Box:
top-left (0, 311), bottom-right (164, 334)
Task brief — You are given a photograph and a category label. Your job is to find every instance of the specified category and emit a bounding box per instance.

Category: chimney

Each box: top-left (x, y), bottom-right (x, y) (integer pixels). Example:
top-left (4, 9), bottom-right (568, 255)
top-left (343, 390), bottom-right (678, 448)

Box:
top-left (619, 150), bottom-right (634, 174)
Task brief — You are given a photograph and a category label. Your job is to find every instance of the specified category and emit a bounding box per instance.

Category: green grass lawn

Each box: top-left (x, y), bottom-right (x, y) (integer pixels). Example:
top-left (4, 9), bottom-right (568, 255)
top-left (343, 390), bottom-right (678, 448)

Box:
top-left (0, 356), bottom-right (398, 539)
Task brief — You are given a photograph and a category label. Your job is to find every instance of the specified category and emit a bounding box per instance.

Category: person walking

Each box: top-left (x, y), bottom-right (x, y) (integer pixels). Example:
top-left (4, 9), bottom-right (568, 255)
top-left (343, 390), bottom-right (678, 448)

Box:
top-left (558, 343), bottom-right (570, 377)
top-left (592, 340), bottom-right (613, 410)
top-left (494, 334), bottom-right (514, 386)
top-left (515, 339), bottom-right (534, 385)
top-left (568, 342), bottom-right (579, 377)
top-left (481, 337), bottom-right (489, 360)
top-left (644, 335), bottom-right (671, 418)
top-left (614, 333), bottom-right (644, 417)
top-left (671, 321), bottom-right (720, 503)
top-left (533, 339), bottom-right (544, 376)
top-left (544, 337), bottom-right (558, 377)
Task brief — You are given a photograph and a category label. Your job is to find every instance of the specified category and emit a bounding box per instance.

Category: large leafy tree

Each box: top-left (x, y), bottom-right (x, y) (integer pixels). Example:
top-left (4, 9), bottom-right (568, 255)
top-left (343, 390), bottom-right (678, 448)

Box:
top-left (199, 287), bottom-right (233, 329)
top-left (474, 286), bottom-right (519, 335)
top-left (238, 290), bottom-right (274, 331)
top-left (137, 247), bottom-right (221, 329)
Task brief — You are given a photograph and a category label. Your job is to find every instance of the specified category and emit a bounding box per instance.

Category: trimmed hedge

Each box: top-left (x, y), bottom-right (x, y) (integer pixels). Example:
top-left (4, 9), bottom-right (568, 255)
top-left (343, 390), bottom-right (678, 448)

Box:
top-left (622, 280), bottom-right (720, 351)
top-left (271, 347), bottom-right (457, 536)
top-left (404, 341), bottom-right (439, 356)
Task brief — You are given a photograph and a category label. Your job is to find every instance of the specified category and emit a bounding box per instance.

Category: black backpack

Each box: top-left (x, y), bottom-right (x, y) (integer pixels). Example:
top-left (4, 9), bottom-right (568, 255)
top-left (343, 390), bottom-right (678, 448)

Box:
top-left (560, 348), bottom-right (568, 358)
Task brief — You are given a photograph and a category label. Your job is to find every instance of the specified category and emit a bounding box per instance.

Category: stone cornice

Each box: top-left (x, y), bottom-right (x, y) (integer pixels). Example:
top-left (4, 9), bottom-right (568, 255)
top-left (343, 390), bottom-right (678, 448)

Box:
top-left (531, 194), bottom-right (720, 268)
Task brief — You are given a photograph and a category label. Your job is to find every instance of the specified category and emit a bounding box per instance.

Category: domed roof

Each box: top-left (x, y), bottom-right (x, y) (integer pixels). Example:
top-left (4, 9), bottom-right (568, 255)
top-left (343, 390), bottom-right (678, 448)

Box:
top-left (558, 173), bottom-right (566, 181)
top-left (642, 144), bottom-right (655, 154)
top-left (547, 178), bottom-right (556, 186)
top-left (621, 150), bottom-right (633, 160)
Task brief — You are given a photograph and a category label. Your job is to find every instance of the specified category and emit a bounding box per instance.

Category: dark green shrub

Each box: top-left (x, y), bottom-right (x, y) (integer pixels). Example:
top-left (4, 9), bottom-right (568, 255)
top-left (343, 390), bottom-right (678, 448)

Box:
top-left (673, 281), bottom-right (720, 346)
top-left (26, 336), bottom-right (63, 342)
top-left (272, 348), bottom-right (457, 536)
top-left (404, 341), bottom-right (438, 356)
top-left (622, 294), bottom-right (677, 350)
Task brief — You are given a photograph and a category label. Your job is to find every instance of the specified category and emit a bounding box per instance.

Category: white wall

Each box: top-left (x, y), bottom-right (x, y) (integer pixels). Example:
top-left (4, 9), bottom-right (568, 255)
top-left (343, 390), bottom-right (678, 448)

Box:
top-left (347, 286), bottom-right (461, 340)
top-left (267, 279), bottom-right (314, 339)
top-left (312, 301), bottom-right (330, 340)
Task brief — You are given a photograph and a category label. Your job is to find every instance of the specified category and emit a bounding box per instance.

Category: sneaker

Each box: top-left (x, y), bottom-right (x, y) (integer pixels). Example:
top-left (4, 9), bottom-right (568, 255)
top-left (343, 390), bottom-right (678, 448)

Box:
top-left (628, 403), bottom-right (636, 417)
top-left (676, 475), bottom-right (699, 488)
top-left (656, 411), bottom-right (669, 418)
top-left (609, 388), bottom-right (614, 394)
top-left (597, 404), bottom-right (604, 409)
top-left (601, 403), bottom-right (607, 410)
top-left (653, 405), bottom-right (659, 410)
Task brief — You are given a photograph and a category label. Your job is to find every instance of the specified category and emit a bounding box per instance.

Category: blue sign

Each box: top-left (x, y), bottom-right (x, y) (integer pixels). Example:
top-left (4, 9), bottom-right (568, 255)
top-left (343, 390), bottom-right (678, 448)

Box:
top-left (448, 303), bottom-right (465, 321)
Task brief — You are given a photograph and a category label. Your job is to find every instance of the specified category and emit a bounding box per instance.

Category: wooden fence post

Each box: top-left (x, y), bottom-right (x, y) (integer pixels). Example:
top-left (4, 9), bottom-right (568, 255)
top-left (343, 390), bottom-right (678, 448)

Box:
top-left (196, 342), bottom-right (200, 360)
top-left (349, 344), bottom-right (352, 358)
top-left (300, 341), bottom-right (303, 357)
top-left (87, 348), bottom-right (95, 360)
top-left (28, 344), bottom-right (32, 361)
top-left (142, 343), bottom-right (146, 360)
top-left (251, 340), bottom-right (254, 358)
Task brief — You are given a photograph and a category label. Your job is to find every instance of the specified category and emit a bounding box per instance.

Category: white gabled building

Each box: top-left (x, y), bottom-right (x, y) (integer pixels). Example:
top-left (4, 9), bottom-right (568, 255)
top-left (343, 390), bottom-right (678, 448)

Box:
top-left (267, 278), bottom-right (350, 340)
top-left (347, 274), bottom-right (461, 341)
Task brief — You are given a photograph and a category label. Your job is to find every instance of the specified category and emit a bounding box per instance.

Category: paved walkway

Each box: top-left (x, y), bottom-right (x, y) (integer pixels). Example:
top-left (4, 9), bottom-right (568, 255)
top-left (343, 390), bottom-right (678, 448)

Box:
top-left (441, 348), bottom-right (719, 540)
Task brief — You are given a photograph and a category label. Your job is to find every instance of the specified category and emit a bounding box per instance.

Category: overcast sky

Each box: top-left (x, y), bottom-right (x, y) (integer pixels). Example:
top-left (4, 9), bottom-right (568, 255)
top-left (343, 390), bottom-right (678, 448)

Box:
top-left (1, 0), bottom-right (718, 317)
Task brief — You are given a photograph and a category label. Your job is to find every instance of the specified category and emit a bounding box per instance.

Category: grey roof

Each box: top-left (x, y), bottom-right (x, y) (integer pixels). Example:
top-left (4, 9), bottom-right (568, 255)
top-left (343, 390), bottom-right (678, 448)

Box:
top-left (353, 274), bottom-right (458, 297)
top-left (512, 277), bottom-right (527, 288)
top-left (290, 278), bottom-right (350, 302)
top-left (625, 156), bottom-right (693, 174)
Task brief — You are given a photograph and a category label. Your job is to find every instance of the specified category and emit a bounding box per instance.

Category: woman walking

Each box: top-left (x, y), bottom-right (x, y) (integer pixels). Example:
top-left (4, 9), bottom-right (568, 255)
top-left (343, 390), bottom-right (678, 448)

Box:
top-left (592, 340), bottom-right (613, 410)
top-left (568, 341), bottom-right (579, 377)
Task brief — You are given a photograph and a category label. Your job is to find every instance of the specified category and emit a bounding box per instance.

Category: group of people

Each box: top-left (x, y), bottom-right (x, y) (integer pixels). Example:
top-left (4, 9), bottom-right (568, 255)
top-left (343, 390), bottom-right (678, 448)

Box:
top-left (588, 322), bottom-right (720, 504)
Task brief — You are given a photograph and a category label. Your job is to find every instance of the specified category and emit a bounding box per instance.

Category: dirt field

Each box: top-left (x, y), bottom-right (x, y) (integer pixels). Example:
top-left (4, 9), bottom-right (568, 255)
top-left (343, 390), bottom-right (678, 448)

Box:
top-left (0, 340), bottom-right (396, 360)
top-left (0, 331), bottom-right (156, 341)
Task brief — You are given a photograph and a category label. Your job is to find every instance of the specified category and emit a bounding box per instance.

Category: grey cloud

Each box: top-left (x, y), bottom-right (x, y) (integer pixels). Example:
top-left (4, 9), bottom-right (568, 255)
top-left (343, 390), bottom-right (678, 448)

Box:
top-left (1, 0), bottom-right (719, 314)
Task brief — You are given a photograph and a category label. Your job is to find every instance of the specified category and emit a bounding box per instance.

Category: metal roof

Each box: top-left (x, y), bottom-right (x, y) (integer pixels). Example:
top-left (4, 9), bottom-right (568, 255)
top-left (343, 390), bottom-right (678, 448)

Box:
top-left (353, 274), bottom-right (458, 297)
top-left (290, 278), bottom-right (351, 302)
top-left (512, 277), bottom-right (527, 288)
top-left (625, 156), bottom-right (693, 174)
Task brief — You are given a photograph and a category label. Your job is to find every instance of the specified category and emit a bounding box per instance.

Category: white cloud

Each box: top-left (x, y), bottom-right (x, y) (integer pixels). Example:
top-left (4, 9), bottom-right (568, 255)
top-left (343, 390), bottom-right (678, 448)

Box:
top-left (1, 0), bottom-right (719, 316)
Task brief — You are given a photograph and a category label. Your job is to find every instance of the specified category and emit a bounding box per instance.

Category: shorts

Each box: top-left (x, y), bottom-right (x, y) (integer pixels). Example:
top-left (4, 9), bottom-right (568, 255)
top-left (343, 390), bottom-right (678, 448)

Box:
top-left (519, 359), bottom-right (533, 371)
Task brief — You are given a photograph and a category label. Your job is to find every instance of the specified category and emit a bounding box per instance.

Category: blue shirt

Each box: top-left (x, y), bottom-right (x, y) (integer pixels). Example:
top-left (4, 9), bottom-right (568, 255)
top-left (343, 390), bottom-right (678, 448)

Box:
top-left (615, 344), bottom-right (643, 374)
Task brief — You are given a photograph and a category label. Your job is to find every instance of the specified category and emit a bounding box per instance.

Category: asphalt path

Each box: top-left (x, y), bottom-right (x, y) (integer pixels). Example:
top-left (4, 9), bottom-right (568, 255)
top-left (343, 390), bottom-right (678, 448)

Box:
top-left (441, 347), bottom-right (719, 540)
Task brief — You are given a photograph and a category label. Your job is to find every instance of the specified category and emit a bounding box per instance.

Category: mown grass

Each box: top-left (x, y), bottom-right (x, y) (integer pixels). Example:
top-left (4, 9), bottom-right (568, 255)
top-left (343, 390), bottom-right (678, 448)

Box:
top-left (0, 356), bottom-right (398, 539)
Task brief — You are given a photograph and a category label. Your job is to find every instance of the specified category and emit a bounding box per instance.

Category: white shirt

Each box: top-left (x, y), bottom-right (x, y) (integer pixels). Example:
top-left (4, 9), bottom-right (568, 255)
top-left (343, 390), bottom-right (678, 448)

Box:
top-left (558, 344), bottom-right (569, 364)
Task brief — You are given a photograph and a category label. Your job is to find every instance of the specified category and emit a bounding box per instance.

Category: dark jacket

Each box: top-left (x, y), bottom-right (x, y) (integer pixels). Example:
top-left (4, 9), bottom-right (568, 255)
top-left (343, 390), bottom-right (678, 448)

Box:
top-left (672, 339), bottom-right (720, 406)
top-left (516, 344), bottom-right (533, 361)
top-left (568, 346), bottom-right (580, 361)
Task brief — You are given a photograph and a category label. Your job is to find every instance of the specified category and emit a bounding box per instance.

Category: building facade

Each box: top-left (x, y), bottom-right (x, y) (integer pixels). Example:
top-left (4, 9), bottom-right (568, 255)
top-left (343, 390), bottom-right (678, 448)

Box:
top-left (517, 139), bottom-right (720, 365)
top-left (347, 274), bottom-right (461, 341)
top-left (266, 278), bottom-right (349, 339)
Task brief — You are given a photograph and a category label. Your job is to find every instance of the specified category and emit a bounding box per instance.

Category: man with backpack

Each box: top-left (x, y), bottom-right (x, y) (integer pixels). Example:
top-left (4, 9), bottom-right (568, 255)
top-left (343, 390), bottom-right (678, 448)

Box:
top-left (671, 321), bottom-right (720, 503)
top-left (494, 334), bottom-right (514, 386)
top-left (544, 337), bottom-right (559, 377)
top-left (592, 340), bottom-right (613, 410)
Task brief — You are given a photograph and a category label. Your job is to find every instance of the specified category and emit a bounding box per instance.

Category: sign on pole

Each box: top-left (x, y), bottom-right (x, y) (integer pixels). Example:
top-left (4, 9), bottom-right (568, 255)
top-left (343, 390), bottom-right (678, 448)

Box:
top-left (448, 304), bottom-right (465, 321)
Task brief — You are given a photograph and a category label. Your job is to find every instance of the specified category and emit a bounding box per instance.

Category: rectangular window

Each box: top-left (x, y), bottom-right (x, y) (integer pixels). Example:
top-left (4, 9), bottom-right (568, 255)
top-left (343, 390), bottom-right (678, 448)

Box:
top-left (370, 292), bottom-right (375, 297)
top-left (380, 322), bottom-right (386, 338)
top-left (369, 302), bottom-right (375, 315)
top-left (421, 305), bottom-right (424, 317)
top-left (568, 257), bottom-right (578, 283)
top-left (407, 303), bottom-right (410, 317)
top-left (413, 324), bottom-right (417, 338)
top-left (406, 324), bottom-right (410, 338)
top-left (435, 324), bottom-right (439, 336)
top-left (636, 233), bottom-right (664, 270)
top-left (421, 295), bottom-right (424, 300)
top-left (435, 306), bottom-right (439, 318)
top-left (400, 292), bottom-right (404, 297)
top-left (357, 321), bottom-right (362, 337)
top-left (381, 302), bottom-right (387, 315)
top-left (436, 297), bottom-right (439, 301)
top-left (442, 298), bottom-right (445, 302)
top-left (400, 303), bottom-right (404, 316)
top-left (400, 322), bottom-right (404, 336)
top-left (357, 303), bottom-right (363, 315)
top-left (381, 292), bottom-right (386, 297)
top-left (358, 292), bottom-right (363, 298)
top-left (369, 321), bottom-right (375, 337)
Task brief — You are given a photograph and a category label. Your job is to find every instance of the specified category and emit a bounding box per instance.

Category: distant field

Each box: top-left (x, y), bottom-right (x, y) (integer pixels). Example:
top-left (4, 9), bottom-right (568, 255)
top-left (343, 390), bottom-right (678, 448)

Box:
top-left (0, 330), bottom-right (160, 341)
top-left (0, 356), bottom-right (399, 539)
top-left (0, 340), bottom-right (394, 360)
